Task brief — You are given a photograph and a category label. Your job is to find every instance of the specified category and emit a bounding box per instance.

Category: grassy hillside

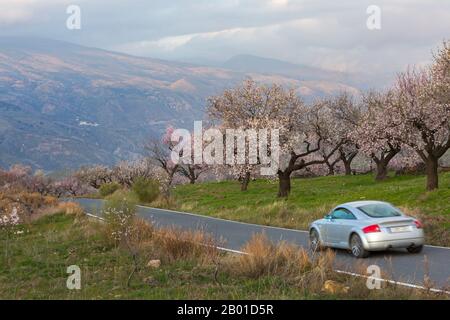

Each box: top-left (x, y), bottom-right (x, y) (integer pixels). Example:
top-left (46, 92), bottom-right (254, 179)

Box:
top-left (1, 213), bottom-right (444, 299)
top-left (172, 173), bottom-right (450, 245)
top-left (0, 213), bottom-right (313, 299)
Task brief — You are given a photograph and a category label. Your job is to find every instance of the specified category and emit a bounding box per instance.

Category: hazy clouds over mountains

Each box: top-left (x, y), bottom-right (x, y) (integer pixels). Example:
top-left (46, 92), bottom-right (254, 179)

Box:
top-left (1, 0), bottom-right (448, 76)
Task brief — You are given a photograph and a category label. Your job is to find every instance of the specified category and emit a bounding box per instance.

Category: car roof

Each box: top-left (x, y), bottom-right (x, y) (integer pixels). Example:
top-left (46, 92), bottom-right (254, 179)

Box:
top-left (340, 200), bottom-right (390, 208)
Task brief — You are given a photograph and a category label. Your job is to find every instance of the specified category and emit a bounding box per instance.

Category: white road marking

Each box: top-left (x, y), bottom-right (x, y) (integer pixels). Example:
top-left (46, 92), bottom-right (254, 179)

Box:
top-left (86, 212), bottom-right (104, 220)
top-left (334, 270), bottom-right (450, 295)
top-left (424, 244), bottom-right (450, 250)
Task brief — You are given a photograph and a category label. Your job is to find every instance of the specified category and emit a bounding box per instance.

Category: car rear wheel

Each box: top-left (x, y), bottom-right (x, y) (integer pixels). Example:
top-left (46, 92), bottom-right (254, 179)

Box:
top-left (407, 245), bottom-right (423, 254)
top-left (309, 229), bottom-right (322, 252)
top-left (350, 234), bottom-right (370, 258)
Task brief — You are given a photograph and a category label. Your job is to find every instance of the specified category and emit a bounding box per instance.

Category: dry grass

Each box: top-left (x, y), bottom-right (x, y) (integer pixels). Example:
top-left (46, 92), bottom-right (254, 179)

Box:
top-left (151, 195), bottom-right (177, 209)
top-left (223, 234), bottom-right (337, 294)
top-left (56, 202), bottom-right (85, 216)
top-left (98, 201), bottom-right (219, 265)
top-left (128, 218), bottom-right (155, 246)
top-left (399, 206), bottom-right (450, 246)
top-left (153, 226), bottom-right (220, 264)
top-left (230, 233), bottom-right (313, 278)
top-left (0, 191), bottom-right (58, 222)
top-left (31, 201), bottom-right (85, 222)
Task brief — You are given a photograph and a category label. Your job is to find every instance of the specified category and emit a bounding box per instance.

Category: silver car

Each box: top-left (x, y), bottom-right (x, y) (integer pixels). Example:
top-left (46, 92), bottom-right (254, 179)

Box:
top-left (309, 201), bottom-right (425, 258)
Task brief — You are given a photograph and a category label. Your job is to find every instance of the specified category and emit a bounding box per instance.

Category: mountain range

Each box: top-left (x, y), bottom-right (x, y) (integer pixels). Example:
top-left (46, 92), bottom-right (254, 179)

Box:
top-left (0, 37), bottom-right (371, 171)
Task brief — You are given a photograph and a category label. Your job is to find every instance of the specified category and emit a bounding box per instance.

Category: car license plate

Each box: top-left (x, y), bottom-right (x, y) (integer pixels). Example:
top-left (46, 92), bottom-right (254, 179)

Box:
top-left (390, 226), bottom-right (411, 233)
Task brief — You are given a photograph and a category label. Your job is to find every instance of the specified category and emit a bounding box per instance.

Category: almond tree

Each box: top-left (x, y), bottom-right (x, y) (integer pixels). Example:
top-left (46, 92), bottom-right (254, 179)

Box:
top-left (323, 92), bottom-right (361, 175)
top-left (51, 177), bottom-right (90, 197)
top-left (26, 170), bottom-right (53, 195)
top-left (0, 164), bottom-right (32, 191)
top-left (146, 127), bottom-right (180, 188)
top-left (208, 79), bottom-right (342, 197)
top-left (175, 130), bottom-right (210, 185)
top-left (275, 101), bottom-right (342, 197)
top-left (112, 158), bottom-right (155, 188)
top-left (75, 165), bottom-right (113, 189)
top-left (353, 91), bottom-right (402, 181)
top-left (207, 79), bottom-right (290, 191)
top-left (392, 66), bottom-right (450, 190)
top-left (319, 146), bottom-right (341, 176)
top-left (178, 163), bottom-right (209, 184)
top-left (430, 40), bottom-right (450, 108)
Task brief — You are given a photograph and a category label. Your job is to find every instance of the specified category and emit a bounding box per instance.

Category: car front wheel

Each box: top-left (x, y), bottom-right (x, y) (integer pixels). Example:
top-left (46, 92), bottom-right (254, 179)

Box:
top-left (350, 234), bottom-right (370, 258)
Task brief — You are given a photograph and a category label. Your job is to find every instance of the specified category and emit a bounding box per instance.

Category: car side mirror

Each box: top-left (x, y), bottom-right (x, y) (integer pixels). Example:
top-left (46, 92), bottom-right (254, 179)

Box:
top-left (325, 214), bottom-right (332, 220)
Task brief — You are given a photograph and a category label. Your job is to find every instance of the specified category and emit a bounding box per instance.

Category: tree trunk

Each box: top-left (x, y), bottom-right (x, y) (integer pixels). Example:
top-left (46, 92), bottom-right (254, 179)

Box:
top-left (343, 160), bottom-right (352, 176)
top-left (425, 156), bottom-right (439, 191)
top-left (188, 166), bottom-right (196, 184)
top-left (277, 171), bottom-right (291, 198)
top-left (326, 163), bottom-right (335, 176)
top-left (372, 148), bottom-right (399, 181)
top-left (375, 161), bottom-right (388, 181)
top-left (339, 150), bottom-right (356, 176)
top-left (240, 172), bottom-right (251, 191)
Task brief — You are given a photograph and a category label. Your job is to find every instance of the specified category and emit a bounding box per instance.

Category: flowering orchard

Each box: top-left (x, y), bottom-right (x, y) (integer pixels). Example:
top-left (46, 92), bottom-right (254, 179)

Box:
top-left (201, 41), bottom-right (450, 196)
top-left (4, 42), bottom-right (445, 201)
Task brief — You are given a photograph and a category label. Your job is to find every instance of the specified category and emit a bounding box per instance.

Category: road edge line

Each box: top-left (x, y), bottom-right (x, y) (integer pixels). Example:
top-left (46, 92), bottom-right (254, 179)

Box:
top-left (334, 269), bottom-right (450, 295)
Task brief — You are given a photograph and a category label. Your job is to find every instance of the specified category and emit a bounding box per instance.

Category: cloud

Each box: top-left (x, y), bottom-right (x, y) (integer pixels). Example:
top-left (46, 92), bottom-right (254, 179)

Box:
top-left (0, 0), bottom-right (75, 25)
top-left (269, 0), bottom-right (290, 8)
top-left (0, 0), bottom-right (35, 24)
top-left (114, 17), bottom-right (324, 60)
top-left (0, 0), bottom-right (449, 76)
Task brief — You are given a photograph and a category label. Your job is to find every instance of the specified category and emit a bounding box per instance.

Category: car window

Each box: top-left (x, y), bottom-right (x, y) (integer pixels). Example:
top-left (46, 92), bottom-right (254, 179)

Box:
top-left (357, 203), bottom-right (402, 218)
top-left (331, 208), bottom-right (357, 220)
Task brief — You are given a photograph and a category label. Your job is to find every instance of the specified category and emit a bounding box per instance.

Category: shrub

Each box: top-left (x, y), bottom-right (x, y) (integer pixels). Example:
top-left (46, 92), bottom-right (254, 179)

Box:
top-left (99, 182), bottom-right (121, 197)
top-left (103, 190), bottom-right (138, 243)
top-left (132, 178), bottom-right (160, 203)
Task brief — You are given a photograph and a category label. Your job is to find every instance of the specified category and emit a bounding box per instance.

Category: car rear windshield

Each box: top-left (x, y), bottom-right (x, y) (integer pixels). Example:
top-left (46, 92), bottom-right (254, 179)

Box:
top-left (357, 203), bottom-right (402, 218)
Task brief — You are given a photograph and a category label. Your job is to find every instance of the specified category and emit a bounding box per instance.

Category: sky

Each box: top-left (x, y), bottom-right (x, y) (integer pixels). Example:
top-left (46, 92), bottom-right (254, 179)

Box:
top-left (0, 0), bottom-right (449, 75)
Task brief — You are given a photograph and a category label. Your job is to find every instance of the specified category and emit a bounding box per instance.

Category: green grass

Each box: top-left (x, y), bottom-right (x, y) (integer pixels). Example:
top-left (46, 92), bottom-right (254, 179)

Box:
top-left (1, 213), bottom-right (445, 300)
top-left (170, 173), bottom-right (450, 245)
top-left (0, 213), bottom-right (328, 299)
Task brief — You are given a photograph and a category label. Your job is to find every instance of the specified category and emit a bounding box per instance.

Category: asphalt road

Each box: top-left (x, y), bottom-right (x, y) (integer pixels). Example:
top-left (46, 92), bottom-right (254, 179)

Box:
top-left (73, 198), bottom-right (450, 290)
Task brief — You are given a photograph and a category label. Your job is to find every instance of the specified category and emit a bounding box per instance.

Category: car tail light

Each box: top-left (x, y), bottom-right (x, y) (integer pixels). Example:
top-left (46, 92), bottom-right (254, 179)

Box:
top-left (414, 220), bottom-right (423, 229)
top-left (362, 224), bottom-right (381, 233)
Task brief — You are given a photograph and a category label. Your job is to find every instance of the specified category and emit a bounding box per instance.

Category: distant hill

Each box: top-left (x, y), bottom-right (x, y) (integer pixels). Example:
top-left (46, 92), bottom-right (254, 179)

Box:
top-left (0, 37), bottom-right (361, 171)
top-left (223, 54), bottom-right (393, 90)
top-left (223, 54), bottom-right (339, 79)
